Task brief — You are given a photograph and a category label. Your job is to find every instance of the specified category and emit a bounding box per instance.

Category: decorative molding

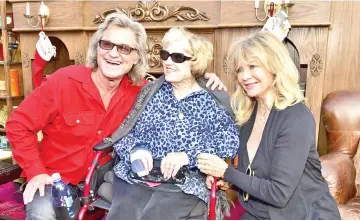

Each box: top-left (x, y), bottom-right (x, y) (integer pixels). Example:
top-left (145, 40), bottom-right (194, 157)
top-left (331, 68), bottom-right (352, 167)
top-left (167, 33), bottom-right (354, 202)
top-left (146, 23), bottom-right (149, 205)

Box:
top-left (75, 52), bottom-right (85, 65)
top-left (94, 0), bottom-right (210, 24)
top-left (147, 36), bottom-right (162, 68)
top-left (22, 52), bottom-right (30, 68)
top-left (310, 54), bottom-right (323, 77)
top-left (223, 54), bottom-right (228, 74)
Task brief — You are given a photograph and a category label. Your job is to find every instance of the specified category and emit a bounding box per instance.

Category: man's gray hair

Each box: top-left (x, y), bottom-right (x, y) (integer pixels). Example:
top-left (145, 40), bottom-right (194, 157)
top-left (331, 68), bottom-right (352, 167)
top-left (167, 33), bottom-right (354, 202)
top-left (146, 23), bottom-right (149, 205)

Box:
top-left (86, 13), bottom-right (148, 85)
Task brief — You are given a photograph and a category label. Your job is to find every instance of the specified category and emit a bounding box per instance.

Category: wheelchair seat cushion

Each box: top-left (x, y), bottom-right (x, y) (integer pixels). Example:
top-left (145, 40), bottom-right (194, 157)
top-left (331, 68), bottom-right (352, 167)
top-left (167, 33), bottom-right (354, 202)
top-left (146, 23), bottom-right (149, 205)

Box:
top-left (97, 171), bottom-right (115, 203)
top-left (97, 182), bottom-right (113, 203)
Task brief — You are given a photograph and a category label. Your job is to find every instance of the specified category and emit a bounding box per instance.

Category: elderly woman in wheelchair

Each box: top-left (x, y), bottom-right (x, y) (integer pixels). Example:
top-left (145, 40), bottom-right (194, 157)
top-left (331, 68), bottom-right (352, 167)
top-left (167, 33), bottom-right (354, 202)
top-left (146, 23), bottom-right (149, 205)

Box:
top-left (100, 27), bottom-right (239, 220)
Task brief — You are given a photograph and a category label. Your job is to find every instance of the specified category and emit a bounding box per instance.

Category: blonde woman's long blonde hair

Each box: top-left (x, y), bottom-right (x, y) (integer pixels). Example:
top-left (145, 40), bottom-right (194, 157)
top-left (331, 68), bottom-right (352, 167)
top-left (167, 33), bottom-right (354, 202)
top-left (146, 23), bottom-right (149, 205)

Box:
top-left (228, 31), bottom-right (304, 125)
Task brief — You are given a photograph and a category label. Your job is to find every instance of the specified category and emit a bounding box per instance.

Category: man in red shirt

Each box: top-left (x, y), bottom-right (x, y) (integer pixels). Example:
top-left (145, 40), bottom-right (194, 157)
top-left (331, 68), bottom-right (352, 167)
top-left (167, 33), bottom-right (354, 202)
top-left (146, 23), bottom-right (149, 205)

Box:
top-left (6, 13), bottom-right (224, 220)
top-left (6, 13), bottom-right (148, 219)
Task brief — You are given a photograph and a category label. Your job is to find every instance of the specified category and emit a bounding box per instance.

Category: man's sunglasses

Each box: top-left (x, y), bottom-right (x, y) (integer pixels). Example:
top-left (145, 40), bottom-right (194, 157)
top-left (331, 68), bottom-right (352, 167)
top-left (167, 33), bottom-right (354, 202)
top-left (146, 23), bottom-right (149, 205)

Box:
top-left (243, 164), bottom-right (255, 202)
top-left (99, 40), bottom-right (137, 55)
top-left (160, 50), bottom-right (192, 63)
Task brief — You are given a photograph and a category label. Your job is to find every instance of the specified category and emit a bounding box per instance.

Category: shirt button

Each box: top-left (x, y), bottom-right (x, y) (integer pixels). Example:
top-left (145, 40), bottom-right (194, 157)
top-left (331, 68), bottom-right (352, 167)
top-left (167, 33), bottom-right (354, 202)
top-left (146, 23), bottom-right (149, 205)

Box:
top-left (76, 120), bottom-right (80, 123)
top-left (98, 130), bottom-right (102, 134)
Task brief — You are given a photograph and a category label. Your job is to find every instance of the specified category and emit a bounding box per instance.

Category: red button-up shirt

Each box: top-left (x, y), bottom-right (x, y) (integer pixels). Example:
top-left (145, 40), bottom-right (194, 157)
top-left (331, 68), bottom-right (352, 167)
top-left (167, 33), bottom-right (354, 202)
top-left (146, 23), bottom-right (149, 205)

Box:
top-left (6, 65), bottom-right (145, 184)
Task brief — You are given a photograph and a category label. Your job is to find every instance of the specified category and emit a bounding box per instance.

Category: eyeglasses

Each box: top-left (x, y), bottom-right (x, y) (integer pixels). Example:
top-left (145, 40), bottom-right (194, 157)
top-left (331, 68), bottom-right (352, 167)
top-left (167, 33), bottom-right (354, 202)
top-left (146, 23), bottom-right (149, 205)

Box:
top-left (98, 40), bottom-right (137, 55)
top-left (243, 164), bottom-right (255, 202)
top-left (160, 50), bottom-right (192, 63)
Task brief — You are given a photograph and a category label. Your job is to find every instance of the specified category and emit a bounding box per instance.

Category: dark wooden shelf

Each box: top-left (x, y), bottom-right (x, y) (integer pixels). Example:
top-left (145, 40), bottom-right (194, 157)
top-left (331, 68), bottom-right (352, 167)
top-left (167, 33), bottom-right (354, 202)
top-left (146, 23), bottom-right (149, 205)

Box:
top-left (0, 95), bottom-right (23, 100)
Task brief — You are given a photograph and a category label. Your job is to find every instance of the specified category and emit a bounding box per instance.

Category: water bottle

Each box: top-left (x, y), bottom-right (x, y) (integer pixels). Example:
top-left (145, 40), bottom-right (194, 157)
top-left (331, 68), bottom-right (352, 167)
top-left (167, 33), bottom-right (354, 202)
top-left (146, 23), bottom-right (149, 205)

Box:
top-left (51, 173), bottom-right (75, 218)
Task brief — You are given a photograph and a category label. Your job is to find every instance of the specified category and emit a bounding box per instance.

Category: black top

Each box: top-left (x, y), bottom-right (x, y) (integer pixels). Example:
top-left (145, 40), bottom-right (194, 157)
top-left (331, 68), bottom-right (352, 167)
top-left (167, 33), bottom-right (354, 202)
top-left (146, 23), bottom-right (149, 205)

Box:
top-left (224, 102), bottom-right (340, 219)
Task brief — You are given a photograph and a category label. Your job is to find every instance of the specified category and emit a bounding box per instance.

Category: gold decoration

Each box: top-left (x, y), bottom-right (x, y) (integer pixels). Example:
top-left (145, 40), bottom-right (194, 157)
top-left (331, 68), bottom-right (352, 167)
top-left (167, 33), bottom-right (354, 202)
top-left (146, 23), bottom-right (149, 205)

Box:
top-left (75, 52), bottom-right (85, 65)
top-left (94, 0), bottom-right (210, 24)
top-left (145, 73), bottom-right (156, 81)
top-left (22, 52), bottom-right (30, 68)
top-left (147, 36), bottom-right (162, 68)
top-left (310, 54), bottom-right (323, 77)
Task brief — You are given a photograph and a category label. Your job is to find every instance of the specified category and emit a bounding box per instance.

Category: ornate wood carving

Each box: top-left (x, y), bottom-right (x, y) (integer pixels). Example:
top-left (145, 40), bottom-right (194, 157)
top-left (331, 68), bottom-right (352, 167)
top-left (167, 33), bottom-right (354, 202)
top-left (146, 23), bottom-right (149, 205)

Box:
top-left (22, 52), bottom-right (30, 68)
top-left (147, 36), bottom-right (162, 68)
top-left (75, 52), bottom-right (85, 65)
top-left (94, 0), bottom-right (210, 24)
top-left (310, 54), bottom-right (323, 77)
top-left (223, 54), bottom-right (229, 74)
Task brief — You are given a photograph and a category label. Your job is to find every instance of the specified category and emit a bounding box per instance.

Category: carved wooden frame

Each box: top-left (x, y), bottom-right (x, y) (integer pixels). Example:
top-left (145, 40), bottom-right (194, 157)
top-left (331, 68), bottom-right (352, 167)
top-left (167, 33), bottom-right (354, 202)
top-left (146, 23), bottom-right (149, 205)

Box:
top-left (94, 0), bottom-right (210, 24)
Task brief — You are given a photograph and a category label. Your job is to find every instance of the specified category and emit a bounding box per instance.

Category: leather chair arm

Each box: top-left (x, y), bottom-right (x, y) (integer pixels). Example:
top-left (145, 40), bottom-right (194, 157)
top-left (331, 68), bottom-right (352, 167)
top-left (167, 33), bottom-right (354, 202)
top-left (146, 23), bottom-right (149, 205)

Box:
top-left (320, 152), bottom-right (357, 204)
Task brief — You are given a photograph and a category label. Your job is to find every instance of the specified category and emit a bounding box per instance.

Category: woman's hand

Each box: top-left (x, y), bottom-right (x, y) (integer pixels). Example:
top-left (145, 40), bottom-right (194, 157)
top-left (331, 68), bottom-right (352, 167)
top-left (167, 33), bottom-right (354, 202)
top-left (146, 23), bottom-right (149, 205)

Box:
top-left (197, 153), bottom-right (229, 178)
top-left (161, 152), bottom-right (189, 179)
top-left (204, 73), bottom-right (227, 91)
top-left (206, 176), bottom-right (231, 191)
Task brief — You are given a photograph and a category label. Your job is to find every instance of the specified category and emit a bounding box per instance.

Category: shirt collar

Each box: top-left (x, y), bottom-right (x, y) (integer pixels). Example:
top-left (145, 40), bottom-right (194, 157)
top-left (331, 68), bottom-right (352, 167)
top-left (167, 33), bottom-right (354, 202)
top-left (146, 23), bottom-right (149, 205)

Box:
top-left (163, 80), bottom-right (206, 101)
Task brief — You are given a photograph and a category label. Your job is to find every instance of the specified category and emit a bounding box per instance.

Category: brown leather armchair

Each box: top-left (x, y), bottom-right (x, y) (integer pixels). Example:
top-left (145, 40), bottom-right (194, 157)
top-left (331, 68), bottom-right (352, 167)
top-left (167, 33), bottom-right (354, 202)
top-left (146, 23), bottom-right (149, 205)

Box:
top-left (320, 90), bottom-right (360, 219)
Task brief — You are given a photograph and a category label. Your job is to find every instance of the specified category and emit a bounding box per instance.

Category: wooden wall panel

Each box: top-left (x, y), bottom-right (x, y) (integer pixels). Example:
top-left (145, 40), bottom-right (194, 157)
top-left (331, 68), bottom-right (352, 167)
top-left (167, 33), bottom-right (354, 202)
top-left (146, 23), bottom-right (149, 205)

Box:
top-left (11, 1), bottom-right (331, 31)
top-left (318, 1), bottom-right (360, 155)
top-left (323, 1), bottom-right (360, 96)
top-left (220, 1), bottom-right (331, 27)
top-left (12, 1), bottom-right (83, 30)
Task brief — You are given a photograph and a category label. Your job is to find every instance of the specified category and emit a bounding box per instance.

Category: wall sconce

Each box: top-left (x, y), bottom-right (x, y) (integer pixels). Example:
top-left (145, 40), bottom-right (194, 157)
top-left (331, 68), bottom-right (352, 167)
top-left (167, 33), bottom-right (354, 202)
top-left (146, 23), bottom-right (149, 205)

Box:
top-left (23, 1), bottom-right (50, 28)
top-left (255, 0), bottom-right (294, 22)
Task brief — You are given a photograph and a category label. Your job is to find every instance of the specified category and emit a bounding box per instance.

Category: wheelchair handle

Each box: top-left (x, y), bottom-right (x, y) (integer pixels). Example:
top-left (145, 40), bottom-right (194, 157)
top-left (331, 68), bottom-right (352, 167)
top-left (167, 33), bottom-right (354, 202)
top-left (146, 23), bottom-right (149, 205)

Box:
top-left (209, 176), bottom-right (217, 220)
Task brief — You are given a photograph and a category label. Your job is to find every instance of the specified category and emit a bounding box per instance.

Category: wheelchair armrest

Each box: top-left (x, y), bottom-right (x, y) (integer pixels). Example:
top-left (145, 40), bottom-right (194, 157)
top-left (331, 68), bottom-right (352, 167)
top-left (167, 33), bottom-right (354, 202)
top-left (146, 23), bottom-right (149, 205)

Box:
top-left (93, 140), bottom-right (113, 151)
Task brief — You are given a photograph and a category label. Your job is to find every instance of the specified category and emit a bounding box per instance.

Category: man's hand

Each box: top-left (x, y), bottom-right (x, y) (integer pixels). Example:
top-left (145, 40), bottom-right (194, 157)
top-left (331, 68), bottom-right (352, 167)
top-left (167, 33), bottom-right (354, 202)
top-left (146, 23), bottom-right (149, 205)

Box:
top-left (204, 73), bottom-right (227, 91)
top-left (197, 153), bottom-right (229, 178)
top-left (161, 152), bottom-right (189, 179)
top-left (206, 176), bottom-right (231, 191)
top-left (23, 174), bottom-right (53, 205)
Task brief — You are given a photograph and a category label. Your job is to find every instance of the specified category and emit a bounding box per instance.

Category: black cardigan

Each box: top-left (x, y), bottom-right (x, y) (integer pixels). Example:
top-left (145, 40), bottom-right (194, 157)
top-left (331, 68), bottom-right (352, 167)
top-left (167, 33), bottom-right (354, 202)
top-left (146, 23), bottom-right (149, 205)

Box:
top-left (224, 102), bottom-right (340, 220)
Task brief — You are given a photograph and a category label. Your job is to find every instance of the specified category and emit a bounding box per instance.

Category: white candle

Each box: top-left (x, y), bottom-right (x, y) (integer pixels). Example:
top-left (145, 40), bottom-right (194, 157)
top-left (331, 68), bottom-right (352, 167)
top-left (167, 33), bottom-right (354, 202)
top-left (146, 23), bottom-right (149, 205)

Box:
top-left (39, 1), bottom-right (45, 15)
top-left (26, 2), bottom-right (30, 16)
top-left (255, 0), bottom-right (260, 8)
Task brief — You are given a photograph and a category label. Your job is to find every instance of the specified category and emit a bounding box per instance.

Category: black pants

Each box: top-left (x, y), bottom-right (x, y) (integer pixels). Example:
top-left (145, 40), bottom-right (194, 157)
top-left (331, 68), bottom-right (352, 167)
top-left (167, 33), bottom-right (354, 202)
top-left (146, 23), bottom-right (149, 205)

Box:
top-left (106, 177), bottom-right (207, 220)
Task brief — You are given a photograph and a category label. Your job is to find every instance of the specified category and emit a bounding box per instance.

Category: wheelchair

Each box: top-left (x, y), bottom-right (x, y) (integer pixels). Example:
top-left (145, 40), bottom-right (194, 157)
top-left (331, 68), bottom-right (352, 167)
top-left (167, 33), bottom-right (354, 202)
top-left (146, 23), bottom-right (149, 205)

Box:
top-left (78, 143), bottom-right (219, 220)
top-left (0, 143), bottom-right (222, 220)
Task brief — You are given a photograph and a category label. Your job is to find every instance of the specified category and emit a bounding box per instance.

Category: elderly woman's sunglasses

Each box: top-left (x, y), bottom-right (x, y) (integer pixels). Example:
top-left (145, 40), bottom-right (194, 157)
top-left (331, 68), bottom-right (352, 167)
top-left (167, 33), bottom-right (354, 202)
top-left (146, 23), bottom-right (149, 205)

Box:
top-left (243, 164), bottom-right (255, 202)
top-left (160, 50), bottom-right (192, 63)
top-left (99, 40), bottom-right (137, 55)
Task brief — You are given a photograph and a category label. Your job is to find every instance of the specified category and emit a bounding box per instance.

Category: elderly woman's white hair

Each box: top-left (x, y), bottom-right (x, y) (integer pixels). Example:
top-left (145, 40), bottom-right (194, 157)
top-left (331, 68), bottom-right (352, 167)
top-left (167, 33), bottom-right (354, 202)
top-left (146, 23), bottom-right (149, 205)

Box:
top-left (162, 27), bottom-right (213, 77)
top-left (86, 13), bottom-right (148, 85)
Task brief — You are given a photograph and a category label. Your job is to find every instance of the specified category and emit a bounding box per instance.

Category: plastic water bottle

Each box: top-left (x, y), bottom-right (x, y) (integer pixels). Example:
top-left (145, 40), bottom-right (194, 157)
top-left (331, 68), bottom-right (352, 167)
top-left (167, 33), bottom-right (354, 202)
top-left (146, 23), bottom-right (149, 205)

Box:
top-left (51, 173), bottom-right (75, 218)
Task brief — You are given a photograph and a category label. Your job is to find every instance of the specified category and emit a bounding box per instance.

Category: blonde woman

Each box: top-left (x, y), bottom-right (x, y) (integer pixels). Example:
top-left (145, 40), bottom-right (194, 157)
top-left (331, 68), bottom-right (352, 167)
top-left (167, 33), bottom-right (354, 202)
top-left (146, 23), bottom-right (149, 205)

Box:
top-left (197, 31), bottom-right (340, 219)
top-left (106, 27), bottom-right (239, 220)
